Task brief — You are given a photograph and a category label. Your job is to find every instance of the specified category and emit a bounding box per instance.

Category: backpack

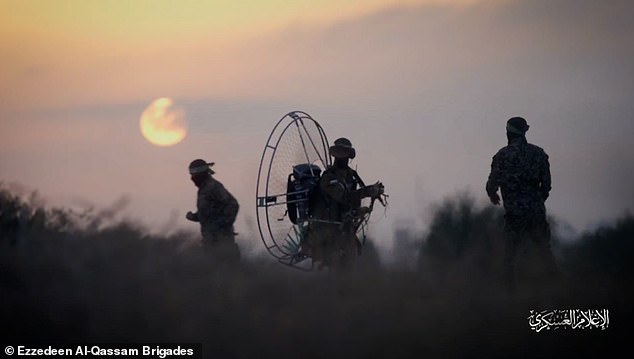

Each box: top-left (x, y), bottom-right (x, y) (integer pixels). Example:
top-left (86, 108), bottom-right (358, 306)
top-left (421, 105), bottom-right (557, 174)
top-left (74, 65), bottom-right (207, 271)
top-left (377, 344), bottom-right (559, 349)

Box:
top-left (286, 163), bottom-right (322, 224)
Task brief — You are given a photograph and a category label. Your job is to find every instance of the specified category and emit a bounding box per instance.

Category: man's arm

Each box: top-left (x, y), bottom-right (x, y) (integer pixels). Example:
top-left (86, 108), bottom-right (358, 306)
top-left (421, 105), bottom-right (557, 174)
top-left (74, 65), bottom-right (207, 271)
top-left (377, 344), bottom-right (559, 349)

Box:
top-left (486, 154), bottom-right (501, 205)
top-left (193, 184), bottom-right (215, 224)
top-left (186, 211), bottom-right (199, 222)
top-left (539, 152), bottom-right (552, 201)
top-left (353, 170), bottom-right (383, 200)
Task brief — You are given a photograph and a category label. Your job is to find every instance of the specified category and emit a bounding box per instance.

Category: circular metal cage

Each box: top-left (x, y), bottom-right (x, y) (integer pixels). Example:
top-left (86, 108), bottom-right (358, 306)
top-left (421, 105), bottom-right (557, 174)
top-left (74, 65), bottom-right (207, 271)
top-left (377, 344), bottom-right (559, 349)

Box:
top-left (255, 111), bottom-right (331, 268)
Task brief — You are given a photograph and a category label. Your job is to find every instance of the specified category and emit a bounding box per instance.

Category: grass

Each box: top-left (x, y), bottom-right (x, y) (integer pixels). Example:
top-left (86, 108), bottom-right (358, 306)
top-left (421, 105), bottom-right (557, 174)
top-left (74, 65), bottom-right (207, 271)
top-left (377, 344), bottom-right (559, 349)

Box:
top-left (1, 187), bottom-right (631, 357)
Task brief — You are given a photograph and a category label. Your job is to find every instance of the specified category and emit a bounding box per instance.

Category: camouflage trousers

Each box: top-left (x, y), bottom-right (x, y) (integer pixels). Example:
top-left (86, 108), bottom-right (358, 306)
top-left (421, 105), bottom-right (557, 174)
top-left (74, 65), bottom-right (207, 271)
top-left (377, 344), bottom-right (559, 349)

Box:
top-left (304, 224), bottom-right (359, 271)
top-left (201, 227), bottom-right (241, 265)
top-left (503, 212), bottom-right (559, 290)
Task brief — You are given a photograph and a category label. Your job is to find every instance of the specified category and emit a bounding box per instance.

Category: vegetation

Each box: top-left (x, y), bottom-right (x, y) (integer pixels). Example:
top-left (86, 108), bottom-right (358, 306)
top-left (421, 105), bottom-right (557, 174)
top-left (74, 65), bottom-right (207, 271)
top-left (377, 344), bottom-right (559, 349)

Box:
top-left (1, 186), bottom-right (630, 357)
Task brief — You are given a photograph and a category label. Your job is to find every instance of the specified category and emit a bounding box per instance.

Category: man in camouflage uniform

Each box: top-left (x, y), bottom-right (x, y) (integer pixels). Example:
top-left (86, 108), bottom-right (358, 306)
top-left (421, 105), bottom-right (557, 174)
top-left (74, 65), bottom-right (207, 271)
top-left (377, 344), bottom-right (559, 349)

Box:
top-left (307, 138), bottom-right (383, 270)
top-left (186, 159), bottom-right (240, 263)
top-left (486, 117), bottom-right (558, 289)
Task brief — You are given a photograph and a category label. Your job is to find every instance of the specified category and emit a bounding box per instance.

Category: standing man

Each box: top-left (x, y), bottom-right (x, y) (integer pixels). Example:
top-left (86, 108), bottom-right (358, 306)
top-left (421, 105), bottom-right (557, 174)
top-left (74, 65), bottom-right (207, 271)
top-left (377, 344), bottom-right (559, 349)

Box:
top-left (307, 138), bottom-right (384, 270)
top-left (486, 117), bottom-right (558, 289)
top-left (186, 159), bottom-right (240, 263)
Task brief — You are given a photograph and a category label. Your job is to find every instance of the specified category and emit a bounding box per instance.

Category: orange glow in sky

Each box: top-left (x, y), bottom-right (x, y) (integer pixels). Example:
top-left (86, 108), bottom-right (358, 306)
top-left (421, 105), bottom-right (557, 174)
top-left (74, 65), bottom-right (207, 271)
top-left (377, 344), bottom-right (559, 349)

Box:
top-left (0, 0), bottom-right (484, 110)
top-left (2, 0), bottom-right (631, 242)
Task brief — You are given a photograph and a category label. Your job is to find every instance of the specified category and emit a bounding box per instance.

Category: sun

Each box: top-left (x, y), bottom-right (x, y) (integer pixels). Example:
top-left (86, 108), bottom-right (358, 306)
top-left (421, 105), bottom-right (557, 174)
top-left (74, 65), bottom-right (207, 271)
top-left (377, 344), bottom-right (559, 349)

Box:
top-left (139, 97), bottom-right (187, 146)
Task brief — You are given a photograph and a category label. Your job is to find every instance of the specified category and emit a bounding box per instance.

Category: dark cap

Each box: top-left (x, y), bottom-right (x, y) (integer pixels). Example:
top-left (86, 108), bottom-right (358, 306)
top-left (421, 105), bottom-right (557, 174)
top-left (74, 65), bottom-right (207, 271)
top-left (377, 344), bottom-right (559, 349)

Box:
top-left (188, 159), bottom-right (215, 175)
top-left (329, 137), bottom-right (356, 159)
top-left (506, 117), bottom-right (529, 135)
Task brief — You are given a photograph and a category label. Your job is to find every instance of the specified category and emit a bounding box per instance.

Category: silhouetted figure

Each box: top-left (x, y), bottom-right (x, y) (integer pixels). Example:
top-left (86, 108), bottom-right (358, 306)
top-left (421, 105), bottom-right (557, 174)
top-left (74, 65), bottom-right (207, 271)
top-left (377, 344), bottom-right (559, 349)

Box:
top-left (486, 117), bottom-right (558, 290)
top-left (306, 138), bottom-right (384, 270)
top-left (186, 159), bottom-right (240, 264)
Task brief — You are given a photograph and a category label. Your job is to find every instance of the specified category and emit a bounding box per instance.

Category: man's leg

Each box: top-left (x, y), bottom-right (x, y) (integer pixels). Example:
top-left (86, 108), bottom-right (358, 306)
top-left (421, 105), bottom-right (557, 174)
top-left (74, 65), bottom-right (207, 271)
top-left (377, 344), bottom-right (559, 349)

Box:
top-left (310, 225), bottom-right (334, 270)
top-left (202, 229), bottom-right (240, 265)
top-left (333, 232), bottom-right (358, 272)
top-left (217, 228), bottom-right (241, 264)
top-left (503, 214), bottom-right (522, 292)
top-left (530, 214), bottom-right (559, 279)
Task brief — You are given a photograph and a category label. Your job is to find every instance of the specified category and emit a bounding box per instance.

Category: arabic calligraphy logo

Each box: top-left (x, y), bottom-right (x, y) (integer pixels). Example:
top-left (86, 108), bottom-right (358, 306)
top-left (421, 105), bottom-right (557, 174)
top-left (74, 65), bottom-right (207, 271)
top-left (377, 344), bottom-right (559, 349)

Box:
top-left (528, 309), bottom-right (609, 332)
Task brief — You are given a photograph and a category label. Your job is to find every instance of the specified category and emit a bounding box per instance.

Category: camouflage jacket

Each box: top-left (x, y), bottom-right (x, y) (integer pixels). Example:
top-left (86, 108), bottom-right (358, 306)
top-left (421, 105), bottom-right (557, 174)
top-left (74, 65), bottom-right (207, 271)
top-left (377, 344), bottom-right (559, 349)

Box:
top-left (192, 177), bottom-right (239, 236)
top-left (486, 137), bottom-right (551, 216)
top-left (313, 166), bottom-right (365, 223)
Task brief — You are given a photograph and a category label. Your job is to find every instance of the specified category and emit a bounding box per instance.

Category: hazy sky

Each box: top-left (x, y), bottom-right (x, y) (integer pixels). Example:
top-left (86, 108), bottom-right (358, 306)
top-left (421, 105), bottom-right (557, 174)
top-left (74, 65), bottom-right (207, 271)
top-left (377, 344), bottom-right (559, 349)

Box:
top-left (1, 0), bottom-right (633, 255)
